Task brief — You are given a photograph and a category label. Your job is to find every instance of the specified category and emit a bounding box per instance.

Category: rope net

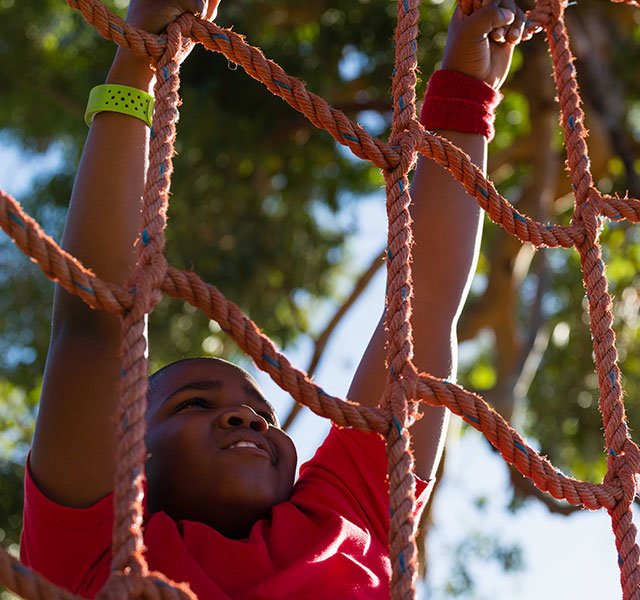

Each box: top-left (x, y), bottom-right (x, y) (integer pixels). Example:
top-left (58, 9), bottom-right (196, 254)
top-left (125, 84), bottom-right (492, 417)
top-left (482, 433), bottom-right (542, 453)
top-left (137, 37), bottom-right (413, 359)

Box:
top-left (0, 0), bottom-right (639, 597)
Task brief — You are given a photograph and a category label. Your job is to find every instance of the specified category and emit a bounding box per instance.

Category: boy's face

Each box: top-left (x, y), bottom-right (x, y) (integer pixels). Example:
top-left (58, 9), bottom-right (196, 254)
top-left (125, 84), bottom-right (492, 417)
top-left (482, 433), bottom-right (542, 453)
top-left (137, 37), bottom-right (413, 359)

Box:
top-left (144, 358), bottom-right (297, 539)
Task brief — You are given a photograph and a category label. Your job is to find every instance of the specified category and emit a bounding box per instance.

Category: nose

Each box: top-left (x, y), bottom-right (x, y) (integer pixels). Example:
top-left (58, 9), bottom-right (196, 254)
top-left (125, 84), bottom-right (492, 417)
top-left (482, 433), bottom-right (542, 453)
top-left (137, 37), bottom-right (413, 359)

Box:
top-left (218, 405), bottom-right (268, 433)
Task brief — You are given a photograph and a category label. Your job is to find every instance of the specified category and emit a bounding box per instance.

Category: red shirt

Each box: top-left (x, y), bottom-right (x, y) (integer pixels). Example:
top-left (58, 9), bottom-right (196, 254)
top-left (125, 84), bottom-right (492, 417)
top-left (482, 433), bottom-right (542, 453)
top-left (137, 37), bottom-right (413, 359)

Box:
top-left (21, 426), bottom-right (432, 599)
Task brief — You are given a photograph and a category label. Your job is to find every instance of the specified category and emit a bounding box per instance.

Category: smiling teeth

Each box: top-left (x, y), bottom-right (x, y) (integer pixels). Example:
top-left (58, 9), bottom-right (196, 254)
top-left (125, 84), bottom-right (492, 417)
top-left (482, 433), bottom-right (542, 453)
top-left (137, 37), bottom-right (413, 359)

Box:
top-left (230, 441), bottom-right (259, 449)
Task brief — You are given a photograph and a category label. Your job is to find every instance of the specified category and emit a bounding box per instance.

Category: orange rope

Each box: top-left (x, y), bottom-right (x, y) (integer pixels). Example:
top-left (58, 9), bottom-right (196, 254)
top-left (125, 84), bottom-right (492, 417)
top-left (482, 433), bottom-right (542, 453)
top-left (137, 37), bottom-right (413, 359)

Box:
top-left (0, 0), bottom-right (638, 597)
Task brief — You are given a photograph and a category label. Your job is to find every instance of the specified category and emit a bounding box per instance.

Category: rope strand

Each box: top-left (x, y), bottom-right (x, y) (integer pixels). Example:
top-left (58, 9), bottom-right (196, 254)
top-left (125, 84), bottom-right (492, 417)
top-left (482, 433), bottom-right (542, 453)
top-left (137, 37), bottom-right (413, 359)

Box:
top-left (0, 0), bottom-right (638, 597)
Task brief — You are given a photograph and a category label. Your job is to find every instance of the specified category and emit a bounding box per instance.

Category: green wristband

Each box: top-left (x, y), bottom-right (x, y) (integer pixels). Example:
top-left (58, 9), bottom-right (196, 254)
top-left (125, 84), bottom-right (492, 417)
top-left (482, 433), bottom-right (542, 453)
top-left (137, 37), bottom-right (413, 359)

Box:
top-left (85, 84), bottom-right (155, 128)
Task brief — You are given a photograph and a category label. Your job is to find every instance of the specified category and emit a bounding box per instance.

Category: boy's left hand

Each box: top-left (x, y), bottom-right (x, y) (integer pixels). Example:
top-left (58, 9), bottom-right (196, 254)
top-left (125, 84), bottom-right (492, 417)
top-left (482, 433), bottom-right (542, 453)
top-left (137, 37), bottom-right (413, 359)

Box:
top-left (441, 0), bottom-right (529, 90)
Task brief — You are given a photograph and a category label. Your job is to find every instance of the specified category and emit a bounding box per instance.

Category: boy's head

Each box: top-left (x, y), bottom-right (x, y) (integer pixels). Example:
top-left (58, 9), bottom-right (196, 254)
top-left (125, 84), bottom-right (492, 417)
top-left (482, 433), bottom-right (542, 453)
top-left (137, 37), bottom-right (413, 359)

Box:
top-left (144, 357), bottom-right (297, 539)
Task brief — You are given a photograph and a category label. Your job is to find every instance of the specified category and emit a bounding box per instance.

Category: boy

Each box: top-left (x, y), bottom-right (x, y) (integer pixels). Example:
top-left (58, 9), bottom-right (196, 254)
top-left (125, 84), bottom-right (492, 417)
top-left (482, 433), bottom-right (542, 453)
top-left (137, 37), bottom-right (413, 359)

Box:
top-left (20, 0), bottom-right (526, 597)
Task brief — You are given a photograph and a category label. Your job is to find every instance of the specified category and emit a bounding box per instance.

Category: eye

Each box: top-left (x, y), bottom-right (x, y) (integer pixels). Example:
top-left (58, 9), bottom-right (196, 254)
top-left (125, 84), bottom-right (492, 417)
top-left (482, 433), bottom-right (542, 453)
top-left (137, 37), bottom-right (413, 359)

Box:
top-left (175, 397), bottom-right (212, 412)
top-left (258, 411), bottom-right (278, 427)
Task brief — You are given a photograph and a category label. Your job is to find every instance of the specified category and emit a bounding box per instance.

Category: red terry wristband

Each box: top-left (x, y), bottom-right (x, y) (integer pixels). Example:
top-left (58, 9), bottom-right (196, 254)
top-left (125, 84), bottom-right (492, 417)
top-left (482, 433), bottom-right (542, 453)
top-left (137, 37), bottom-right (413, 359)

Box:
top-left (420, 69), bottom-right (502, 142)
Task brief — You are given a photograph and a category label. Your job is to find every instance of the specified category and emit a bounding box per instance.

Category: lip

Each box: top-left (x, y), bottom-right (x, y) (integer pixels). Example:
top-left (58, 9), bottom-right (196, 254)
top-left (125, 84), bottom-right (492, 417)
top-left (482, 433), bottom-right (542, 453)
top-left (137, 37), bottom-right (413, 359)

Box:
top-left (220, 431), bottom-right (274, 463)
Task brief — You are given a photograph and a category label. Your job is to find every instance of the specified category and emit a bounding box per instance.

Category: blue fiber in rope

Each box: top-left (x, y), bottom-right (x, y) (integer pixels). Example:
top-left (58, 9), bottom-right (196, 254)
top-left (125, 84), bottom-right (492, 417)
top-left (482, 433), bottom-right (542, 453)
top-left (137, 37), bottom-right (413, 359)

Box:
top-left (155, 579), bottom-right (172, 589)
top-left (163, 66), bottom-right (169, 81)
top-left (263, 353), bottom-right (280, 369)
top-left (514, 213), bottom-right (527, 224)
top-left (568, 115), bottom-right (575, 130)
top-left (142, 229), bottom-right (151, 245)
top-left (609, 370), bottom-right (615, 385)
top-left (463, 412), bottom-right (480, 425)
top-left (597, 259), bottom-right (604, 270)
top-left (342, 133), bottom-right (360, 143)
top-left (552, 31), bottom-right (559, 43)
top-left (393, 416), bottom-right (404, 437)
top-left (594, 335), bottom-right (600, 344)
top-left (150, 126), bottom-right (156, 140)
top-left (398, 179), bottom-right (405, 193)
top-left (120, 368), bottom-right (126, 377)
top-left (274, 79), bottom-right (292, 91)
top-left (109, 23), bottom-right (124, 35)
top-left (73, 281), bottom-right (95, 294)
top-left (8, 212), bottom-right (25, 229)
top-left (619, 554), bottom-right (624, 566)
top-left (390, 365), bottom-right (397, 379)
top-left (392, 66), bottom-right (397, 76)
top-left (400, 286), bottom-right (407, 300)
top-left (160, 163), bottom-right (166, 176)
top-left (412, 40), bottom-right (417, 53)
top-left (399, 553), bottom-right (407, 574)
top-left (514, 441), bottom-right (529, 455)
top-left (387, 247), bottom-right (393, 261)
top-left (211, 33), bottom-right (230, 42)
top-left (390, 145), bottom-right (401, 150)
top-left (403, 0), bottom-right (409, 12)
top-left (609, 448), bottom-right (619, 456)
top-left (477, 186), bottom-right (489, 199)
top-left (545, 225), bottom-right (554, 229)
top-left (399, 97), bottom-right (404, 111)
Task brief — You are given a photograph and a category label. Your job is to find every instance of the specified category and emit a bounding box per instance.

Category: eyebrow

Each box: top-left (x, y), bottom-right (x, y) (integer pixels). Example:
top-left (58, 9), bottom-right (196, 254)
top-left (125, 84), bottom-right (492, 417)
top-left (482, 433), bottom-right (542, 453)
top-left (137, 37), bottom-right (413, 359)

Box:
top-left (163, 380), bottom-right (223, 404)
top-left (162, 379), bottom-right (279, 424)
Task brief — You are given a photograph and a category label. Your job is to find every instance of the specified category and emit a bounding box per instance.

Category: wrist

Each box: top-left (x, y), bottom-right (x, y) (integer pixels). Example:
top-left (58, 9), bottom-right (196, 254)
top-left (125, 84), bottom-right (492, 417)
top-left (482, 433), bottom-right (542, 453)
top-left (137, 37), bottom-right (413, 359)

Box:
top-left (106, 48), bottom-right (155, 92)
top-left (420, 69), bottom-right (502, 142)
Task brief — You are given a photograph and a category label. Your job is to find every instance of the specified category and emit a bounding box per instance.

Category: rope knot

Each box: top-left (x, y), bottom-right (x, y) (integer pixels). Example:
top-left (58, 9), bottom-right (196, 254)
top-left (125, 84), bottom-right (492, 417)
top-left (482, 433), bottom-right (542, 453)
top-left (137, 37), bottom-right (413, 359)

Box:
top-left (604, 439), bottom-right (640, 509)
top-left (381, 362), bottom-right (420, 437)
top-left (163, 13), bottom-right (197, 66)
top-left (389, 120), bottom-right (423, 176)
top-left (543, 0), bottom-right (568, 22)
top-left (572, 188), bottom-right (604, 246)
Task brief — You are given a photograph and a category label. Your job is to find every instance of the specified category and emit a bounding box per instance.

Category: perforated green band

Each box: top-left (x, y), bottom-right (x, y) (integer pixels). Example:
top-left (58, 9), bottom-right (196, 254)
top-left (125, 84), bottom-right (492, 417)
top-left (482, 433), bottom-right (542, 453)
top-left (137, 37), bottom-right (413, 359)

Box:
top-left (85, 84), bottom-right (155, 128)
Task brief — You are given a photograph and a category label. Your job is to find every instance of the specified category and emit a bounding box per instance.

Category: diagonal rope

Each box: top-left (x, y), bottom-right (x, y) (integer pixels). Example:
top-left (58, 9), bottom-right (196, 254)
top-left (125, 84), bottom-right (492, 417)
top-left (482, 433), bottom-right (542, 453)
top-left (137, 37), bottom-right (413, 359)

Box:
top-left (0, 0), bottom-right (638, 597)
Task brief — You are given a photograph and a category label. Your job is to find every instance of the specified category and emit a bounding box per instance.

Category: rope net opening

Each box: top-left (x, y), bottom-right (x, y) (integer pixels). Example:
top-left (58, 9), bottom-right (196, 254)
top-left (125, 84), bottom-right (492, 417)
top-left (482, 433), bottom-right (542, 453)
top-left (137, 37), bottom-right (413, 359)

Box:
top-left (1, 0), bottom-right (640, 598)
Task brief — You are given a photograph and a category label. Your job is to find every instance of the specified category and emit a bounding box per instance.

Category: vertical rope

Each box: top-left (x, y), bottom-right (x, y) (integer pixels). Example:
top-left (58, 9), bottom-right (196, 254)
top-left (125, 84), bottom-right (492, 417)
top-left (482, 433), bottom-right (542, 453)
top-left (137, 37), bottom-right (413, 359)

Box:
top-left (0, 0), bottom-right (640, 598)
top-left (111, 21), bottom-right (184, 577)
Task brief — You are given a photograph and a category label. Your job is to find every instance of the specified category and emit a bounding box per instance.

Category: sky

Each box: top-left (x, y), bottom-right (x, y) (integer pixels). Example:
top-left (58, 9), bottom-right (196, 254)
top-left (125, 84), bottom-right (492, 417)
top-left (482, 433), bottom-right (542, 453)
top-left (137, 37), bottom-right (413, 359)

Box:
top-left (0, 131), bottom-right (634, 599)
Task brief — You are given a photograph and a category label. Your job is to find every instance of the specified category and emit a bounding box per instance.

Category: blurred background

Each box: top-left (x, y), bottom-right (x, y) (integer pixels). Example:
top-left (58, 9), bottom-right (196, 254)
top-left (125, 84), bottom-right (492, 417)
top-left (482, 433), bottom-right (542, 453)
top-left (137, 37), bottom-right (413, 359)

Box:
top-left (1, 0), bottom-right (640, 597)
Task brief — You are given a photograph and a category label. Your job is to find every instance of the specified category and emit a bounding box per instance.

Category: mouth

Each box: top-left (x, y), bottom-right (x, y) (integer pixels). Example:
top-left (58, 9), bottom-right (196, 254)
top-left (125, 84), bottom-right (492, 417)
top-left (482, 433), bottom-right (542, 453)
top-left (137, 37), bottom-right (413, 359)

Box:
top-left (223, 436), bottom-right (273, 462)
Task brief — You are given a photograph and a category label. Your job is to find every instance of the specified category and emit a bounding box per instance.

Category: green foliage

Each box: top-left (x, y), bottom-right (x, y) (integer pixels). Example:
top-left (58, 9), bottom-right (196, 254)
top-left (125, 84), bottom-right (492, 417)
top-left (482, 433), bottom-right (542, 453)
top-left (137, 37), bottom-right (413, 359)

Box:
top-left (1, 0), bottom-right (640, 596)
top-left (0, 0), bottom-right (455, 558)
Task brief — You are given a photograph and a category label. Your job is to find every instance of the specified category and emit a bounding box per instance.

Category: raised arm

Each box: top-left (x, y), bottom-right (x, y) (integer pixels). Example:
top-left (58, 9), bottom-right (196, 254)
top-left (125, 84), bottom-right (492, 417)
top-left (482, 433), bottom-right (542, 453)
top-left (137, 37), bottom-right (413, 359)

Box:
top-left (30, 0), bottom-right (219, 508)
top-left (348, 0), bottom-right (526, 482)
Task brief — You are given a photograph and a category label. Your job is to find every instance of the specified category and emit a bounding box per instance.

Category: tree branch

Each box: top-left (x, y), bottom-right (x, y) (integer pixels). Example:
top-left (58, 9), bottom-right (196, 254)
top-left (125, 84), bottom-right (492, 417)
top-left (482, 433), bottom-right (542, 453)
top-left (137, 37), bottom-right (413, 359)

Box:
top-left (282, 248), bottom-right (386, 430)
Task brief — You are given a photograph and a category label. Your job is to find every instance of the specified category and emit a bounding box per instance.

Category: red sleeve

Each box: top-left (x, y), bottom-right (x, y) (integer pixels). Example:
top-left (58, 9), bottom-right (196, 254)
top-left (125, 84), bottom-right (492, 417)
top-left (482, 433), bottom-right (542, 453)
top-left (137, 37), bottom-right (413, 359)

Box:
top-left (20, 456), bottom-right (113, 594)
top-left (296, 426), bottom-right (433, 544)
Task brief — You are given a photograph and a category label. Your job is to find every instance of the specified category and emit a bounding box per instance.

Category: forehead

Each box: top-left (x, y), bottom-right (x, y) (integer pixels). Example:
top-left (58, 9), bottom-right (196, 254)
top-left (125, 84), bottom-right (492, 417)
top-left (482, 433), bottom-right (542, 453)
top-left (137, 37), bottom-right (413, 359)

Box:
top-left (148, 358), bottom-right (265, 408)
top-left (151, 359), bottom-right (260, 396)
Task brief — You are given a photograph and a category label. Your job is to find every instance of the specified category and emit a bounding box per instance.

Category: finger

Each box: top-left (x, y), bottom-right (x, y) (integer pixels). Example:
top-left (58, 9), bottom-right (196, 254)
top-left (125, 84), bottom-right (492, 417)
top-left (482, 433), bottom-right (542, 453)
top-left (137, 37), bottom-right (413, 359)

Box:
top-left (462, 0), bottom-right (515, 40)
top-left (178, 0), bottom-right (206, 18)
top-left (491, 27), bottom-right (505, 43)
top-left (204, 0), bottom-right (221, 21)
top-left (504, 4), bottom-right (526, 43)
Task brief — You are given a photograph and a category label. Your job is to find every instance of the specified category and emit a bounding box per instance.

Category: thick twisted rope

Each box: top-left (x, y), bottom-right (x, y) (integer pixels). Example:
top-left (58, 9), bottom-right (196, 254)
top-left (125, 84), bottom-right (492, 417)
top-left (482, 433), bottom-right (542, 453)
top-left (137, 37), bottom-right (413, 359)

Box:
top-left (0, 0), bottom-right (639, 597)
